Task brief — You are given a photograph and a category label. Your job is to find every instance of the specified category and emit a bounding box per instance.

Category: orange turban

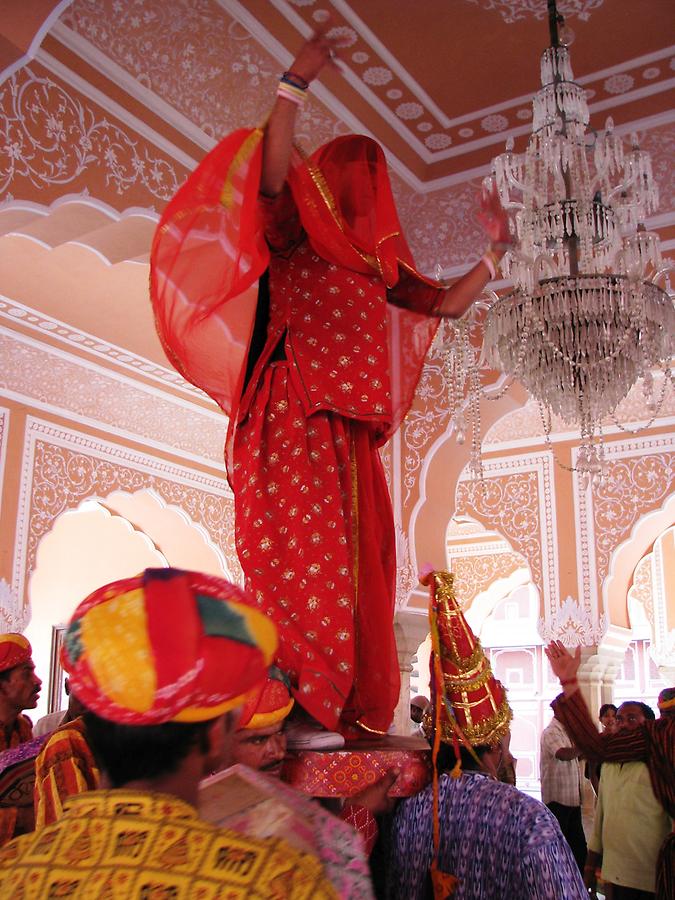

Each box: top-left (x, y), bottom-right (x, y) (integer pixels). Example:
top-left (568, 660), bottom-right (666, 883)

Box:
top-left (0, 634), bottom-right (32, 673)
top-left (238, 665), bottom-right (294, 730)
top-left (61, 568), bottom-right (277, 726)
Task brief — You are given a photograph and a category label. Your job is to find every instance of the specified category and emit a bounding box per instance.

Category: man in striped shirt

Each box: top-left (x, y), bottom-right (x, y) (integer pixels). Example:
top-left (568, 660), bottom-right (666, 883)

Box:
top-left (545, 641), bottom-right (674, 900)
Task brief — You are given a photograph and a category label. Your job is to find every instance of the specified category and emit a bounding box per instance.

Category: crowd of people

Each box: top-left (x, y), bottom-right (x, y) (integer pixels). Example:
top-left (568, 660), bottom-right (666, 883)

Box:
top-left (0, 22), bottom-right (673, 900)
top-left (545, 644), bottom-right (674, 900)
top-left (2, 572), bottom-right (671, 899)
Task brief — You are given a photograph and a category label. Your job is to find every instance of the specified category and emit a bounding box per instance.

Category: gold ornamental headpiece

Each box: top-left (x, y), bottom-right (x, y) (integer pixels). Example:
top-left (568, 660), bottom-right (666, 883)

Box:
top-left (422, 570), bottom-right (511, 748)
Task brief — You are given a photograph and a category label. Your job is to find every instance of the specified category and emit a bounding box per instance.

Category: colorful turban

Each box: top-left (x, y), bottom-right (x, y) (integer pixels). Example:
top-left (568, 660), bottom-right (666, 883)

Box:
top-left (421, 569), bottom-right (512, 897)
top-left (238, 665), bottom-right (294, 730)
top-left (0, 634), bottom-right (32, 673)
top-left (61, 568), bottom-right (277, 726)
top-left (657, 687), bottom-right (675, 714)
top-left (422, 570), bottom-right (512, 748)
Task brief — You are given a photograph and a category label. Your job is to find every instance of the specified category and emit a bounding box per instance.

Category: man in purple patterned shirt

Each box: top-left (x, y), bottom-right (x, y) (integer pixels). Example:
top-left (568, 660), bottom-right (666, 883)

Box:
top-left (386, 571), bottom-right (586, 900)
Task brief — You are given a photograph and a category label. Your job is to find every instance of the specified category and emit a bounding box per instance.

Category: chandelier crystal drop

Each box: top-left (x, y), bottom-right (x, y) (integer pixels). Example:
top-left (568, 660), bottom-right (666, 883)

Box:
top-left (478, 1), bottom-right (674, 481)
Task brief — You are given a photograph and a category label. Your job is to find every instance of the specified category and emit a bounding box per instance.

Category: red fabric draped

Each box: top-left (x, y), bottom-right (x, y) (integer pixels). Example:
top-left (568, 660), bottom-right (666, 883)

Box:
top-left (150, 128), bottom-right (441, 439)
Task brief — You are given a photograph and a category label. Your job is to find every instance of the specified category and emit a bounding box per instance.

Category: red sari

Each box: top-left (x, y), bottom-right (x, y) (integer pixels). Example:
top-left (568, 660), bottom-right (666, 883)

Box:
top-left (150, 129), bottom-right (443, 732)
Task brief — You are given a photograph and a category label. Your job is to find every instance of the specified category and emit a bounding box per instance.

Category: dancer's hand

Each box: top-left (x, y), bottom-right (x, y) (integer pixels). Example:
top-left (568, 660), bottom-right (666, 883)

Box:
top-left (477, 182), bottom-right (511, 245)
top-left (288, 19), bottom-right (342, 84)
top-left (545, 641), bottom-right (581, 683)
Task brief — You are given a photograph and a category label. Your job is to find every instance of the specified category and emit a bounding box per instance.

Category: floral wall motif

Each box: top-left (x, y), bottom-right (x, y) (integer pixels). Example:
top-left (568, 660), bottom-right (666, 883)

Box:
top-left (0, 329), bottom-right (227, 465)
top-left (0, 579), bottom-right (28, 632)
top-left (13, 418), bottom-right (238, 610)
top-left (464, 0), bottom-right (605, 25)
top-left (629, 554), bottom-right (653, 623)
top-left (60, 0), bottom-right (344, 147)
top-left (640, 530), bottom-right (675, 672)
top-left (640, 124), bottom-right (675, 214)
top-left (591, 438), bottom-right (674, 589)
top-left (627, 534), bottom-right (675, 673)
top-left (53, 2), bottom-right (675, 275)
top-left (450, 550), bottom-right (526, 609)
top-left (394, 523), bottom-right (417, 609)
top-left (455, 452), bottom-right (559, 618)
top-left (0, 63), bottom-right (184, 206)
top-left (538, 595), bottom-right (607, 647)
top-left (0, 406), bottom-right (7, 505)
top-left (390, 172), bottom-right (486, 274)
top-left (400, 312), bottom-right (491, 508)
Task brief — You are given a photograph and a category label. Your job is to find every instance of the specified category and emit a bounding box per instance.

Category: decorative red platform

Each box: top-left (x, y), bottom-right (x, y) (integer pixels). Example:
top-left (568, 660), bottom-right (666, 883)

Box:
top-left (281, 734), bottom-right (431, 798)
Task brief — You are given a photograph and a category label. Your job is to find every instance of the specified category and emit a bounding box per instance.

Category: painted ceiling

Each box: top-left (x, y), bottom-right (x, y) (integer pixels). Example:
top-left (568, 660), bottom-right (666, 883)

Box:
top-left (1, 0), bottom-right (673, 362)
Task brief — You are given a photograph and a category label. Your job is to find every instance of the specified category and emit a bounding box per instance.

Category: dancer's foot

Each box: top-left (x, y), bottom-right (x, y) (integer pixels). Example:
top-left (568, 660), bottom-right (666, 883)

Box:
top-left (284, 721), bottom-right (345, 750)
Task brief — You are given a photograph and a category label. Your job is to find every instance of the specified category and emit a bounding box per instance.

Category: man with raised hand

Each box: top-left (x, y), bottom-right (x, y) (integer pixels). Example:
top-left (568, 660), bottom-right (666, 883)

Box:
top-left (545, 640), bottom-right (674, 900)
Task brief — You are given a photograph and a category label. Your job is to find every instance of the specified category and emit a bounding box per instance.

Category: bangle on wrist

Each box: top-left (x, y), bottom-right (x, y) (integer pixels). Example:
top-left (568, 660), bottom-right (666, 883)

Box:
top-left (480, 253), bottom-right (495, 281)
top-left (560, 677), bottom-right (578, 686)
top-left (281, 70), bottom-right (309, 90)
top-left (481, 249), bottom-right (500, 281)
top-left (276, 80), bottom-right (308, 107)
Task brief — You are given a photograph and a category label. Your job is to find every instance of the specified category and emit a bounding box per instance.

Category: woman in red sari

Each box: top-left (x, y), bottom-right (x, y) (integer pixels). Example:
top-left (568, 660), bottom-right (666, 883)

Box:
top-left (150, 26), bottom-right (511, 740)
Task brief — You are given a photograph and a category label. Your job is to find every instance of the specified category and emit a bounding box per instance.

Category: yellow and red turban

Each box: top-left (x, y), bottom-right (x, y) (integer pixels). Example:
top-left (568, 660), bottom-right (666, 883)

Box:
top-left (0, 634), bottom-right (32, 673)
top-left (238, 665), bottom-right (294, 730)
top-left (61, 569), bottom-right (277, 726)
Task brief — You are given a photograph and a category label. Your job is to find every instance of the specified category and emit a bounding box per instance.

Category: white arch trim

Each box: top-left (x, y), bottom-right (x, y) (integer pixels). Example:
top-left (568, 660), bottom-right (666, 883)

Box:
top-left (602, 492), bottom-right (675, 629)
top-left (0, 0), bottom-right (75, 85)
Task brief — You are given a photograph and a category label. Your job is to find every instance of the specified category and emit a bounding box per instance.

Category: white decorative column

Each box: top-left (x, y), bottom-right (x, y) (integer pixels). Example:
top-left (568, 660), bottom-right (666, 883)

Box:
top-left (576, 624), bottom-right (632, 712)
top-left (392, 609), bottom-right (430, 735)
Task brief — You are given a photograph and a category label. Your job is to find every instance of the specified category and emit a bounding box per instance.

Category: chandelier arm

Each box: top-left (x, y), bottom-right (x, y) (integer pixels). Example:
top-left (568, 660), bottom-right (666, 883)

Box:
top-left (650, 263), bottom-right (675, 288)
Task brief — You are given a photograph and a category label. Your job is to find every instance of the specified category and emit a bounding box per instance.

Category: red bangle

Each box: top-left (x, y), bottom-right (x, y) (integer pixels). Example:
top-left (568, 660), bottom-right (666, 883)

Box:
top-left (560, 678), bottom-right (578, 686)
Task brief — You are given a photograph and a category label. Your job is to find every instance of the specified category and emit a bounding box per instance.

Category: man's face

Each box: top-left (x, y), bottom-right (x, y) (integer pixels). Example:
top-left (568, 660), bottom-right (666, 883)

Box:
top-left (231, 722), bottom-right (287, 777)
top-left (0, 659), bottom-right (41, 712)
top-left (615, 702), bottom-right (645, 731)
top-left (410, 703), bottom-right (424, 724)
top-left (410, 698), bottom-right (428, 724)
top-left (599, 708), bottom-right (616, 733)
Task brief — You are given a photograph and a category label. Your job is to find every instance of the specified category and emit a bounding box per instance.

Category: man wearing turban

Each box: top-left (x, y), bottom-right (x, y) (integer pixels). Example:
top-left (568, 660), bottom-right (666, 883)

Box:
top-left (0, 634), bottom-right (42, 843)
top-left (35, 665), bottom-right (295, 829)
top-left (232, 666), bottom-right (294, 779)
top-left (386, 571), bottom-right (586, 900)
top-left (0, 634), bottom-right (40, 753)
top-left (0, 569), bottom-right (338, 898)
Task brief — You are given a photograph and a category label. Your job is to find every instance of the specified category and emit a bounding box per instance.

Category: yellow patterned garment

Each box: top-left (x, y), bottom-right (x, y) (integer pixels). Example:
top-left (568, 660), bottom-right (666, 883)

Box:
top-left (0, 789), bottom-right (338, 899)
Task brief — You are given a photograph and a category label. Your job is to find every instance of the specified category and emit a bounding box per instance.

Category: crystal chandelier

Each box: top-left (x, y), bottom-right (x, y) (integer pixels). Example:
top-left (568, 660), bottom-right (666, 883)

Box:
top-left (476, 0), bottom-right (674, 482)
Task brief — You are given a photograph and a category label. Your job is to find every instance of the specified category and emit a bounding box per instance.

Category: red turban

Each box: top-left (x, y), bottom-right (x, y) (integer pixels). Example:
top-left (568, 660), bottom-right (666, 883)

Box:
top-left (61, 569), bottom-right (277, 726)
top-left (423, 570), bottom-right (511, 748)
top-left (0, 634), bottom-right (31, 673)
top-left (238, 665), bottom-right (294, 730)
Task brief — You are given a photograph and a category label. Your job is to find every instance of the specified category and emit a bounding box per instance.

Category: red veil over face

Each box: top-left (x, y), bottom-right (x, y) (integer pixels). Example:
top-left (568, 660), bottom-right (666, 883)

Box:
top-left (150, 129), bottom-right (441, 444)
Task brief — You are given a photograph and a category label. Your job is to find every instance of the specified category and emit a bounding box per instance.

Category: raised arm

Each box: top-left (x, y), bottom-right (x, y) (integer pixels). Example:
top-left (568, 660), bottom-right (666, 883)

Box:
top-left (545, 641), bottom-right (649, 762)
top-left (434, 184), bottom-right (513, 318)
top-left (261, 26), bottom-right (340, 197)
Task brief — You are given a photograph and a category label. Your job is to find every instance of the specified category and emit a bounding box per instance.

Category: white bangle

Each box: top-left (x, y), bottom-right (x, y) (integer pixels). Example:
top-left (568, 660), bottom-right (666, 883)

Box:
top-left (276, 82), bottom-right (307, 107)
top-left (481, 252), bottom-right (496, 281)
